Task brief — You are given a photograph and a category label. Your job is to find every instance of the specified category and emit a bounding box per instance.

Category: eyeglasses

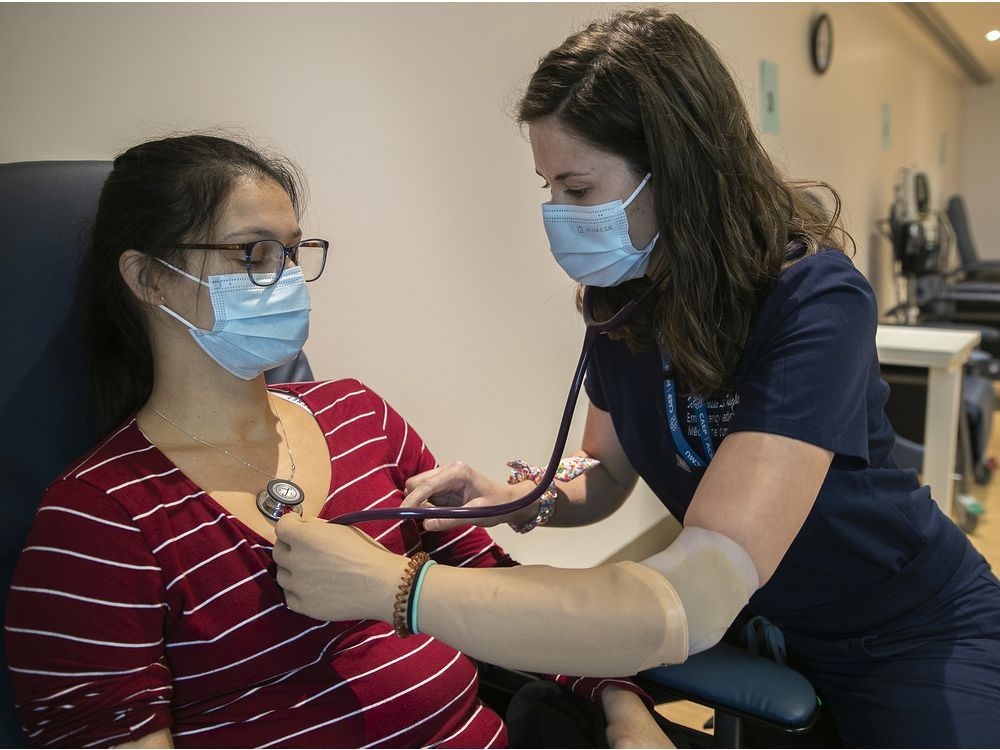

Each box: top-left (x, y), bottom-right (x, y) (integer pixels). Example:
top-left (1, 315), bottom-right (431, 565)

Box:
top-left (175, 238), bottom-right (330, 287)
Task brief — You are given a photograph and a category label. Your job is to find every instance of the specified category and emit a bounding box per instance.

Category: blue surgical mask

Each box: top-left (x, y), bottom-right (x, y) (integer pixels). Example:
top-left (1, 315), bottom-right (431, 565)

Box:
top-left (541, 173), bottom-right (660, 287)
top-left (155, 260), bottom-right (311, 380)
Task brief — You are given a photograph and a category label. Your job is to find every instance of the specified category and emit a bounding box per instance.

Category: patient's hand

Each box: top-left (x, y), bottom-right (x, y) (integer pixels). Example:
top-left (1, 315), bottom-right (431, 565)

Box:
top-left (602, 686), bottom-right (676, 749)
top-left (274, 516), bottom-right (404, 623)
top-left (401, 461), bottom-right (536, 532)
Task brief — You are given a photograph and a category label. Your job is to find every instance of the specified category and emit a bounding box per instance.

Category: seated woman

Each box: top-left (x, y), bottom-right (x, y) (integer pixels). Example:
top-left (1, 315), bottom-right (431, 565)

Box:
top-left (4, 135), bottom-right (668, 748)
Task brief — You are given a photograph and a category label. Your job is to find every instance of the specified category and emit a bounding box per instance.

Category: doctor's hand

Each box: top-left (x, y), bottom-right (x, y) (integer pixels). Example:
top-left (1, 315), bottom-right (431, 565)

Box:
top-left (401, 461), bottom-right (539, 533)
top-left (273, 516), bottom-right (404, 623)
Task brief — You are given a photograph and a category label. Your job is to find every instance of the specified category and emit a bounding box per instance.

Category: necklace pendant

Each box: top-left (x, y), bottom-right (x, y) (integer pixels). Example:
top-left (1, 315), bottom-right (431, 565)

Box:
top-left (256, 479), bottom-right (306, 521)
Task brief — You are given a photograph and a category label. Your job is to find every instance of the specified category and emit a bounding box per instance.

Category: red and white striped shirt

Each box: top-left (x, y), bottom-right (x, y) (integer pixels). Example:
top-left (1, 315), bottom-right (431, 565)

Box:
top-left (7, 380), bottom-right (643, 748)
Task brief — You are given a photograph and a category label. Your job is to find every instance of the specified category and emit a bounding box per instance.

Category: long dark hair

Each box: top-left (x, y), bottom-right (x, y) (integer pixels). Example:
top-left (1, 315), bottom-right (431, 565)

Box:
top-left (84, 134), bottom-right (304, 436)
top-left (518, 9), bottom-right (853, 395)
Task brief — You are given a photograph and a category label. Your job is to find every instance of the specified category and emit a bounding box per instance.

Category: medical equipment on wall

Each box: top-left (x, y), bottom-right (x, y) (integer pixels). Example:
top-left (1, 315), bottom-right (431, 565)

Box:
top-left (878, 167), bottom-right (994, 532)
top-left (879, 167), bottom-right (1000, 356)
top-left (329, 285), bottom-right (653, 526)
top-left (880, 168), bottom-right (1000, 336)
top-left (880, 168), bottom-right (949, 324)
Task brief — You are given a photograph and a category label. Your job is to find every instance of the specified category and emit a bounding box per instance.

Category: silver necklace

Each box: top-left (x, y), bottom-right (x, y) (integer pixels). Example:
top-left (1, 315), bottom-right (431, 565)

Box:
top-left (151, 397), bottom-right (305, 521)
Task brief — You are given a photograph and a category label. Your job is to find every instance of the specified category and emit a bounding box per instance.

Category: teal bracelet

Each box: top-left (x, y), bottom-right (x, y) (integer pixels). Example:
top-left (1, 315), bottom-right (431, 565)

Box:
top-left (408, 559), bottom-right (438, 635)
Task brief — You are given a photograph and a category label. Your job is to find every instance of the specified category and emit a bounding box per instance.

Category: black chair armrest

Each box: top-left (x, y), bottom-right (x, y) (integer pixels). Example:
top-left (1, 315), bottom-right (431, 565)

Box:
top-left (638, 642), bottom-right (820, 734)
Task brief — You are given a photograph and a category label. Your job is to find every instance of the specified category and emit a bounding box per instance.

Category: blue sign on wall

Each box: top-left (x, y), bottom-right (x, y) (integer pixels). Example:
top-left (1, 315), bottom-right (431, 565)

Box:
top-left (760, 60), bottom-right (780, 134)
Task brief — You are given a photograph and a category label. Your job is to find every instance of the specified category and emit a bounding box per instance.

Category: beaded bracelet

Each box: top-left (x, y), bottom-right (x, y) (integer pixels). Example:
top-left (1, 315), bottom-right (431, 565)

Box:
top-left (506, 456), bottom-right (601, 533)
top-left (508, 486), bottom-right (558, 534)
top-left (406, 559), bottom-right (437, 635)
top-left (392, 552), bottom-right (430, 638)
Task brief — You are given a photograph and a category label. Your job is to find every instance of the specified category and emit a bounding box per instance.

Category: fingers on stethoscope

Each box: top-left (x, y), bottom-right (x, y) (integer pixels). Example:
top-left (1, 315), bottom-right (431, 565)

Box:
top-left (401, 466), bottom-right (445, 505)
top-left (403, 466), bottom-right (442, 494)
top-left (400, 481), bottom-right (436, 508)
top-left (274, 563), bottom-right (289, 584)
top-left (421, 498), bottom-right (499, 533)
top-left (421, 517), bottom-right (459, 533)
top-left (401, 462), bottom-right (473, 508)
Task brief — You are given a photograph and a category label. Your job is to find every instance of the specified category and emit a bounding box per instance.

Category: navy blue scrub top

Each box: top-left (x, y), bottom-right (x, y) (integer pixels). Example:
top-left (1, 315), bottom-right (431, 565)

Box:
top-left (585, 249), bottom-right (973, 638)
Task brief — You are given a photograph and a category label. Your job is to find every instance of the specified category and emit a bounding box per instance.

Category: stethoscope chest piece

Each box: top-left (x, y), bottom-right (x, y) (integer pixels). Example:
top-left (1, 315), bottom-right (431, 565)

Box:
top-left (257, 479), bottom-right (305, 520)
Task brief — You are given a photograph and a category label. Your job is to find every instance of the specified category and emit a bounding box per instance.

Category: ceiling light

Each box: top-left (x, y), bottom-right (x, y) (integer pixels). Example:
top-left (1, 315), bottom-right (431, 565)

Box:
top-left (987, 29), bottom-right (1000, 42)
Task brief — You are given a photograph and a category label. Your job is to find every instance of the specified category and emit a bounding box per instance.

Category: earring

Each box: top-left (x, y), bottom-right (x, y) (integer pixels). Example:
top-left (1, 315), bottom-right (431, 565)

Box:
top-left (160, 296), bottom-right (166, 302)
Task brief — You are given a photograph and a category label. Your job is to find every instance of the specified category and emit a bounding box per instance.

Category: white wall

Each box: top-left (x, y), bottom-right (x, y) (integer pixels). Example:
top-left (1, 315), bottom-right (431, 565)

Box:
top-left (960, 80), bottom-right (1000, 260)
top-left (0, 2), bottom-right (969, 566)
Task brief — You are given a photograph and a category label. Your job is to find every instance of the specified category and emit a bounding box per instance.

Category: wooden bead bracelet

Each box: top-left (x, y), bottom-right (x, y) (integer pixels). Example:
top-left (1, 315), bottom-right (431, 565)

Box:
top-left (392, 552), bottom-right (431, 638)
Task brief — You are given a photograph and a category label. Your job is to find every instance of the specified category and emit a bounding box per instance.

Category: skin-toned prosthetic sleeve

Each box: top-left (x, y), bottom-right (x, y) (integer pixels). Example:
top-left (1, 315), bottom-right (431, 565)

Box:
top-left (418, 561), bottom-right (689, 677)
top-left (639, 526), bottom-right (760, 656)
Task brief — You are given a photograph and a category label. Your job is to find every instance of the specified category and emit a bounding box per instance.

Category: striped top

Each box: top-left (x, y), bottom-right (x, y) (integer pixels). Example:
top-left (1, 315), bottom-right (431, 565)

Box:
top-left (6, 380), bottom-right (643, 748)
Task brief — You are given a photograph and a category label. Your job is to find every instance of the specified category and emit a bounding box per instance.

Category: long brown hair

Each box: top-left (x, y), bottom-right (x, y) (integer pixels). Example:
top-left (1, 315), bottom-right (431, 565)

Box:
top-left (518, 9), bottom-right (853, 395)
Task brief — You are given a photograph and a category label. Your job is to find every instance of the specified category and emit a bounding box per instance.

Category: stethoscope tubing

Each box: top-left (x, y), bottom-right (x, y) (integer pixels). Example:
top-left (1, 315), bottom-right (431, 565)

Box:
top-left (329, 288), bottom-right (642, 526)
top-left (330, 326), bottom-right (601, 525)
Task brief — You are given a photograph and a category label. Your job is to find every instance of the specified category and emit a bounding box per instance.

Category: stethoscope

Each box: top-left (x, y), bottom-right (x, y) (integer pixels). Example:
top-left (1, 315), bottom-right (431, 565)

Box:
top-left (311, 278), bottom-right (713, 526)
top-left (325, 284), bottom-right (650, 526)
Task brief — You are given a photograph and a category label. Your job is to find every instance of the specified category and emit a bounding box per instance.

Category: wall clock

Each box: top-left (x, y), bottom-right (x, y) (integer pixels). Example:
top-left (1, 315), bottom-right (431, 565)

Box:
top-left (811, 13), bottom-right (833, 75)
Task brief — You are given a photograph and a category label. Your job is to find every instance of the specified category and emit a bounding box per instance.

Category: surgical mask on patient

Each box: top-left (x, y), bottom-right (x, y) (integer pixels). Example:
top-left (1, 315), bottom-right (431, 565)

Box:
top-left (155, 259), bottom-right (311, 380)
top-left (542, 173), bottom-right (660, 287)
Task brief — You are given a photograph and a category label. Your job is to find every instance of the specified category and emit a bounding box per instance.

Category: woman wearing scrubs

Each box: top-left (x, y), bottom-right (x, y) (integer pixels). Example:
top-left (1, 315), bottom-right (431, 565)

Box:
top-left (274, 9), bottom-right (1000, 746)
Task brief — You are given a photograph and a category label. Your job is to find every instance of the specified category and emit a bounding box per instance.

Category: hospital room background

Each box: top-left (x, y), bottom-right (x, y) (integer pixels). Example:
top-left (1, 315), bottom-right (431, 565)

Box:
top-left (2, 1), bottom-right (999, 572)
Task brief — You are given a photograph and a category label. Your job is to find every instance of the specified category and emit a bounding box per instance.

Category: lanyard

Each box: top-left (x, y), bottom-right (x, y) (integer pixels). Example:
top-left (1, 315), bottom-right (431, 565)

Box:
top-left (661, 352), bottom-right (715, 469)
